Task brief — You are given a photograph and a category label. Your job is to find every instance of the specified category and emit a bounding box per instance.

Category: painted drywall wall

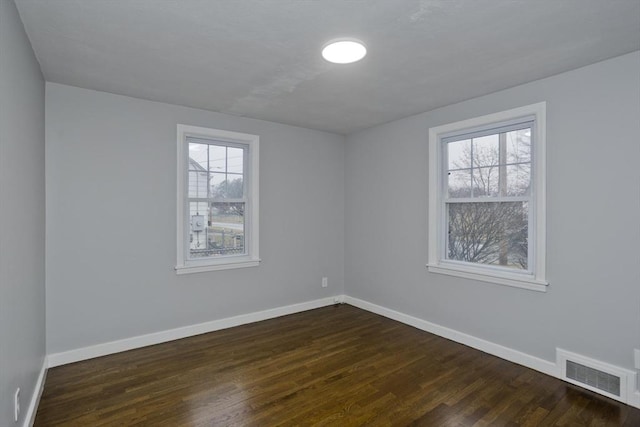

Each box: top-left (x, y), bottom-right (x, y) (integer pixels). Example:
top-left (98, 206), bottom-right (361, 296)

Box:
top-left (45, 83), bottom-right (345, 354)
top-left (345, 51), bottom-right (640, 370)
top-left (0, 0), bottom-right (46, 425)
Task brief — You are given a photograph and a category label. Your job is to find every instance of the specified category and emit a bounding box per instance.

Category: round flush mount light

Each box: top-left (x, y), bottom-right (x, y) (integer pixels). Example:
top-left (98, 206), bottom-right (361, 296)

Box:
top-left (321, 39), bottom-right (367, 64)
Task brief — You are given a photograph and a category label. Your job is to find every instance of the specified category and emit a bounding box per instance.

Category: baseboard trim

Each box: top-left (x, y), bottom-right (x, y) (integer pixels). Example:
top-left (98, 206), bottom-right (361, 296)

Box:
top-left (24, 356), bottom-right (47, 427)
top-left (344, 295), bottom-right (640, 409)
top-left (44, 294), bottom-right (640, 410)
top-left (48, 296), bottom-right (338, 367)
top-left (344, 296), bottom-right (558, 378)
top-left (631, 391), bottom-right (640, 409)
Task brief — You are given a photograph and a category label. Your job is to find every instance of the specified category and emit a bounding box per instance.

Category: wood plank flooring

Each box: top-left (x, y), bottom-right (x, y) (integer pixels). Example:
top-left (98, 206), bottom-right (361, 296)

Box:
top-left (35, 305), bottom-right (640, 426)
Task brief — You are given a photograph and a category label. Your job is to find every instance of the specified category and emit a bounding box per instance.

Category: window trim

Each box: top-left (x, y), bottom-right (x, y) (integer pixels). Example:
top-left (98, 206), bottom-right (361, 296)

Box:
top-left (176, 124), bottom-right (260, 274)
top-left (427, 103), bottom-right (548, 292)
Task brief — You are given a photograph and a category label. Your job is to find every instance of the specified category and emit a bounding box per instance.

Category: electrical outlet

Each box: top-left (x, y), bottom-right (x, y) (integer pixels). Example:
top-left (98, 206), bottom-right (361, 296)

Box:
top-left (14, 388), bottom-right (20, 422)
top-left (634, 349), bottom-right (640, 370)
top-left (321, 277), bottom-right (328, 288)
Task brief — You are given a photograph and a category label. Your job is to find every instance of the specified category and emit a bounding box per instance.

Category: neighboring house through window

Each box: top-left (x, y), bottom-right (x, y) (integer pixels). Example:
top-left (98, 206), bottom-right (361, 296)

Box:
top-left (428, 103), bottom-right (547, 291)
top-left (176, 124), bottom-right (260, 274)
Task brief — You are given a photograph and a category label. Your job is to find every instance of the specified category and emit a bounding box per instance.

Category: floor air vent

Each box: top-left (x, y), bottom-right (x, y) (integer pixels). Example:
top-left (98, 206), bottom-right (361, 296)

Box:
top-left (566, 359), bottom-right (620, 396)
top-left (557, 348), bottom-right (635, 405)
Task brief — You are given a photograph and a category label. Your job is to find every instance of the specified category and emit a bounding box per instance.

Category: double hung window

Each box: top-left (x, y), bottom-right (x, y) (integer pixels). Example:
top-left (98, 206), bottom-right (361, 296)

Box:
top-left (428, 103), bottom-right (547, 291)
top-left (176, 125), bottom-right (259, 274)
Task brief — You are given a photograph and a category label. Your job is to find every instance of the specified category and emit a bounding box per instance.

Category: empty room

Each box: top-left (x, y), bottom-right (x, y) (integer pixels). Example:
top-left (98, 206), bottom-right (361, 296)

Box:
top-left (1, 0), bottom-right (640, 425)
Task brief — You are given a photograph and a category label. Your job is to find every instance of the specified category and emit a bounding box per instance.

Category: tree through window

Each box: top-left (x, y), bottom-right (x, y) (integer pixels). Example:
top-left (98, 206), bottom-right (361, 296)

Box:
top-left (445, 127), bottom-right (531, 270)
top-left (428, 103), bottom-right (547, 291)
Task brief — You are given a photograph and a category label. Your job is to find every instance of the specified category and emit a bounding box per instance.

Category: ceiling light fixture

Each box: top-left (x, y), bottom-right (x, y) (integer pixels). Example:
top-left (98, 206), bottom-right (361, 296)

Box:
top-left (321, 39), bottom-right (367, 64)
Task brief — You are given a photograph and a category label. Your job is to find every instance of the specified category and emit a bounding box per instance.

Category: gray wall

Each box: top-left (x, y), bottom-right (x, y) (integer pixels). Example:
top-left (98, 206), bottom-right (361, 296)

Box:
top-left (36, 27), bottom-right (640, 377)
top-left (45, 83), bottom-right (345, 354)
top-left (0, 0), bottom-right (46, 424)
top-left (345, 51), bottom-right (640, 369)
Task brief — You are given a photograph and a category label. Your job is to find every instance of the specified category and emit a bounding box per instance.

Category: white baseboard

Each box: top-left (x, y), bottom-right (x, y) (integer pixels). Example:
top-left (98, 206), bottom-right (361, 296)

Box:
top-left (631, 391), bottom-right (640, 409)
top-left (24, 356), bottom-right (47, 427)
top-left (44, 293), bottom-right (640, 410)
top-left (48, 296), bottom-right (338, 367)
top-left (344, 295), bottom-right (640, 409)
top-left (344, 296), bottom-right (558, 377)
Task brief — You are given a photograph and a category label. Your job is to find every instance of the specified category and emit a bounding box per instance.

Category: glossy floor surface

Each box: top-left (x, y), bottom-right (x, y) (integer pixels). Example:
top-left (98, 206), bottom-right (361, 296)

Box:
top-left (35, 305), bottom-right (639, 426)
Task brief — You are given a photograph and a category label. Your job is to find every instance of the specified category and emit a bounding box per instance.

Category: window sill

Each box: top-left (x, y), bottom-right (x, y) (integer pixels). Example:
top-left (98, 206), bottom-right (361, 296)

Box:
top-left (426, 263), bottom-right (548, 292)
top-left (176, 258), bottom-right (261, 275)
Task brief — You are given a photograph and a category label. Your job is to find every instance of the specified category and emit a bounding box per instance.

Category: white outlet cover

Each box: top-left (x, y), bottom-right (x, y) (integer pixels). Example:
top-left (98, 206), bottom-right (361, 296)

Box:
top-left (634, 349), bottom-right (640, 370)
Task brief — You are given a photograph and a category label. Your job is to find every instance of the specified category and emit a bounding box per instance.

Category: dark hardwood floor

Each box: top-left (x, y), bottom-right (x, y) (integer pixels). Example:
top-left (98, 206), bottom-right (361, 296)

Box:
top-left (35, 304), bottom-right (639, 426)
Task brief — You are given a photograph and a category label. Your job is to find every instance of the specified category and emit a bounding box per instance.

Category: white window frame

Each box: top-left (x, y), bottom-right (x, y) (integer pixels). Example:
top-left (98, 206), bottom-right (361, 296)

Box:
top-left (176, 124), bottom-right (260, 274)
top-left (427, 102), bottom-right (548, 292)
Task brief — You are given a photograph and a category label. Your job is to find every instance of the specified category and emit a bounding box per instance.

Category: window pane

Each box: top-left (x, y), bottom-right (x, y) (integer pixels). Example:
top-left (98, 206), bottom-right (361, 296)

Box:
top-left (209, 145), bottom-right (226, 173)
top-left (224, 175), bottom-right (244, 198)
top-left (209, 202), bottom-right (245, 256)
top-left (210, 173), bottom-right (244, 199)
top-left (506, 164), bottom-right (530, 196)
top-left (472, 135), bottom-right (499, 168)
top-left (227, 147), bottom-right (244, 174)
top-left (188, 202), bottom-right (245, 258)
top-left (472, 166), bottom-right (499, 197)
top-left (448, 169), bottom-right (471, 198)
top-left (189, 201), bottom-right (209, 257)
top-left (188, 171), bottom-right (209, 198)
top-left (189, 143), bottom-right (208, 171)
top-left (447, 201), bottom-right (528, 270)
top-left (506, 128), bottom-right (531, 164)
top-left (210, 173), bottom-right (227, 198)
top-left (448, 139), bottom-right (471, 170)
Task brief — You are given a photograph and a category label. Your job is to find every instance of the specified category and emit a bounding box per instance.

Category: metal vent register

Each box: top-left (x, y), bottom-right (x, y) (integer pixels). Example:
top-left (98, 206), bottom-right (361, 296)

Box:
top-left (566, 360), bottom-right (621, 396)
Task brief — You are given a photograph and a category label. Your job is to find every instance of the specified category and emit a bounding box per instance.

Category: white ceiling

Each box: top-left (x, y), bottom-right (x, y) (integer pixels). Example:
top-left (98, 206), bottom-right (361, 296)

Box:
top-left (15, 0), bottom-right (640, 135)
